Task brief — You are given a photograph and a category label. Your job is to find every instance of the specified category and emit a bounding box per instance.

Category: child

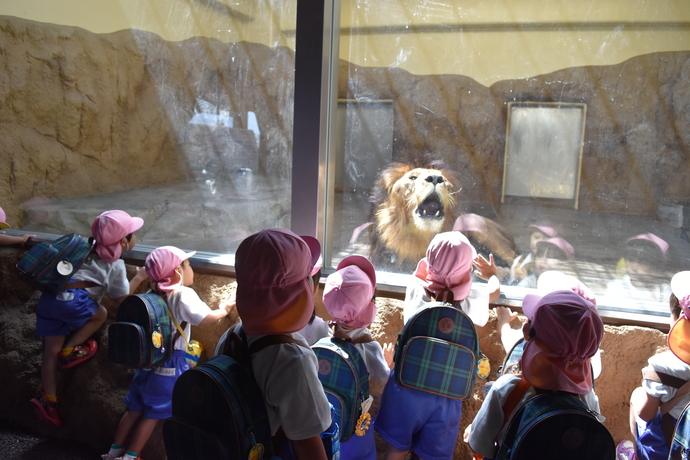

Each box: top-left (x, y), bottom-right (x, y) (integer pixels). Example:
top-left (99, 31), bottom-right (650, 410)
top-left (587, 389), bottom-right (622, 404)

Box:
top-left (322, 255), bottom-right (394, 460)
top-left (517, 236), bottom-right (575, 288)
top-left (30, 210), bottom-right (147, 427)
top-left (234, 228), bottom-right (333, 460)
top-left (0, 205), bottom-right (34, 246)
top-left (620, 271), bottom-right (690, 460)
top-left (606, 233), bottom-right (672, 304)
top-left (101, 245), bottom-right (233, 460)
top-left (465, 290), bottom-right (604, 458)
top-left (496, 270), bottom-right (603, 379)
top-left (375, 231), bottom-right (500, 460)
top-left (296, 241), bottom-right (331, 345)
top-left (509, 223), bottom-right (558, 285)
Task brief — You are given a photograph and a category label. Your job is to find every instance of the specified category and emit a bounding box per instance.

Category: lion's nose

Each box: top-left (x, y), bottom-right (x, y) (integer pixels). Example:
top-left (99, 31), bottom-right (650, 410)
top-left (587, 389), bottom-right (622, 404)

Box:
top-left (425, 175), bottom-right (444, 185)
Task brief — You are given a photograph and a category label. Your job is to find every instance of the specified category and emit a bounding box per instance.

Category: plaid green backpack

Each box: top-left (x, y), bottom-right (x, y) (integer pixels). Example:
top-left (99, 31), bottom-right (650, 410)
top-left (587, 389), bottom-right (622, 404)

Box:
top-left (393, 301), bottom-right (480, 400)
top-left (16, 233), bottom-right (94, 295)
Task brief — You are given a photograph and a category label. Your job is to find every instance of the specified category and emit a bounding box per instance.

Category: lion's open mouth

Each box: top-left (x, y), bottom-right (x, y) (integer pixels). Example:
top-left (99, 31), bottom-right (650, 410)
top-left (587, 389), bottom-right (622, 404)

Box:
top-left (416, 193), bottom-right (445, 220)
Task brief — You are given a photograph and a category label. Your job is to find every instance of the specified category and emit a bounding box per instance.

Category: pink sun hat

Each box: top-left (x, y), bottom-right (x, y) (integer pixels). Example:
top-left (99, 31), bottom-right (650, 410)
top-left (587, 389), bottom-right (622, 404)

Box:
top-left (536, 237), bottom-right (574, 260)
top-left (529, 224), bottom-right (559, 238)
top-left (625, 233), bottom-right (669, 254)
top-left (0, 206), bottom-right (9, 229)
top-left (323, 255), bottom-right (377, 328)
top-left (235, 229), bottom-right (321, 335)
top-left (145, 246), bottom-right (196, 293)
top-left (91, 210), bottom-right (144, 263)
top-left (521, 290), bottom-right (603, 395)
top-left (667, 271), bottom-right (690, 364)
top-left (414, 231), bottom-right (477, 303)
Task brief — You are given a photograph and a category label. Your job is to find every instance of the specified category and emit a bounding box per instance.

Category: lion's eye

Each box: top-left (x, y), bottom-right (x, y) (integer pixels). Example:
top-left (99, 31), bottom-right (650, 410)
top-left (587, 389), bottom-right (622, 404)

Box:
top-left (409, 175), bottom-right (417, 180)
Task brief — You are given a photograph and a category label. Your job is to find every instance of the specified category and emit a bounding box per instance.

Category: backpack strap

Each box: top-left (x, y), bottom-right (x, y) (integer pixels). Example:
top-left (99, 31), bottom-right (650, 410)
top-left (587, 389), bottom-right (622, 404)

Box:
top-left (331, 323), bottom-right (375, 344)
top-left (644, 371), bottom-right (689, 389)
top-left (63, 280), bottom-right (99, 290)
top-left (502, 377), bottom-right (531, 425)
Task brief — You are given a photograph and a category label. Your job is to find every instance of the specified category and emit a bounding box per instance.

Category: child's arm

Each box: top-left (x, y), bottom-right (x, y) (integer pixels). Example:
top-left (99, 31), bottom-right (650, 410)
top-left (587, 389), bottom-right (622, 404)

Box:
top-left (291, 435), bottom-right (328, 460)
top-left (129, 266), bottom-right (149, 295)
top-left (473, 254), bottom-right (501, 302)
top-left (0, 233), bottom-right (35, 246)
top-left (495, 307), bottom-right (523, 353)
top-left (382, 342), bottom-right (394, 368)
top-left (198, 298), bottom-right (236, 325)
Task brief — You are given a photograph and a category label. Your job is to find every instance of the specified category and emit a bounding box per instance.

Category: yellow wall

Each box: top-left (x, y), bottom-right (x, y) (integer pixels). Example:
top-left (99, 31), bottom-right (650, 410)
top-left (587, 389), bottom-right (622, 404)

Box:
top-left (3, 0), bottom-right (690, 85)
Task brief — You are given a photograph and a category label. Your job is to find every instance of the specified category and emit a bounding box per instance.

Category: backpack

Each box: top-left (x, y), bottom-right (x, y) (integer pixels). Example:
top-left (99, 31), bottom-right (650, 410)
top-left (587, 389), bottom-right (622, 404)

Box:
top-left (393, 302), bottom-right (480, 400)
top-left (670, 400), bottom-right (690, 460)
top-left (312, 336), bottom-right (372, 443)
top-left (495, 379), bottom-right (615, 460)
top-left (108, 293), bottom-right (173, 368)
top-left (16, 233), bottom-right (95, 295)
top-left (162, 324), bottom-right (301, 460)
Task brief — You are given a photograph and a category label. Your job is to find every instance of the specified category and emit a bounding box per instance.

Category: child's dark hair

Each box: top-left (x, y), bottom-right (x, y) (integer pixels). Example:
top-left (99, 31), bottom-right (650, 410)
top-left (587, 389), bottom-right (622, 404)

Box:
top-left (671, 292), bottom-right (682, 322)
top-left (535, 244), bottom-right (567, 261)
top-left (624, 239), bottom-right (666, 266)
top-left (88, 233), bottom-right (132, 248)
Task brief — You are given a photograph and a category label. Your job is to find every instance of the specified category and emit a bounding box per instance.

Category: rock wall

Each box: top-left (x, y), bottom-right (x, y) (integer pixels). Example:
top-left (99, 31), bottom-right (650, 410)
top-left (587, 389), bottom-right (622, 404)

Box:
top-left (2, 16), bottom-right (690, 228)
top-left (0, 246), bottom-right (668, 459)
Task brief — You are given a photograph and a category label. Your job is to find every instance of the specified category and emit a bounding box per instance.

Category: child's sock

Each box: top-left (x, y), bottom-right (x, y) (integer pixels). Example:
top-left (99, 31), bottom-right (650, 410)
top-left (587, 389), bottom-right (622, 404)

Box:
top-left (59, 346), bottom-right (74, 356)
top-left (123, 450), bottom-right (139, 460)
top-left (41, 390), bottom-right (57, 403)
top-left (107, 444), bottom-right (126, 457)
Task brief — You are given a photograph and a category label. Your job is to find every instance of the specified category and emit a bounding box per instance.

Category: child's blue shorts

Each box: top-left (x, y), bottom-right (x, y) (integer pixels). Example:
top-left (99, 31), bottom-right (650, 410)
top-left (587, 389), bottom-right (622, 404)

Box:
top-left (634, 411), bottom-right (674, 460)
top-left (125, 350), bottom-right (189, 420)
top-left (35, 287), bottom-right (99, 337)
top-left (374, 371), bottom-right (462, 460)
top-left (341, 418), bottom-right (376, 460)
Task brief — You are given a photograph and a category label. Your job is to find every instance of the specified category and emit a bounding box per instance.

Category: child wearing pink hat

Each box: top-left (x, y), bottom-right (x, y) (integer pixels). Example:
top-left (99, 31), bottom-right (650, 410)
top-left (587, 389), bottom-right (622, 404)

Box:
top-left (517, 236), bottom-right (575, 288)
top-left (101, 246), bottom-right (234, 460)
top-left (621, 271), bottom-right (690, 460)
top-left (375, 231), bottom-right (500, 460)
top-left (30, 210), bottom-right (148, 428)
top-left (296, 240), bottom-right (331, 345)
top-left (606, 233), bottom-right (672, 304)
top-left (509, 223), bottom-right (559, 285)
top-left (0, 205), bottom-right (35, 246)
top-left (322, 255), bottom-right (394, 460)
top-left (466, 290), bottom-right (604, 458)
top-left (233, 228), bottom-right (333, 460)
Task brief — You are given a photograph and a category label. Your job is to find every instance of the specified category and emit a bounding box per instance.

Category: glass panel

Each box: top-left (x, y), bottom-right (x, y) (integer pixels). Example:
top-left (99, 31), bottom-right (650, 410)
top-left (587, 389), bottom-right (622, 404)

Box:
top-left (0, 0), bottom-right (297, 255)
top-left (333, 0), bottom-right (690, 315)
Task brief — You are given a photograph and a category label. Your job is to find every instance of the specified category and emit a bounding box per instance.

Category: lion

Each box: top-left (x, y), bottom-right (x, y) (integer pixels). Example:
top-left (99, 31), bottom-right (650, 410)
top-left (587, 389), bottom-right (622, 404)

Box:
top-left (368, 162), bottom-right (517, 276)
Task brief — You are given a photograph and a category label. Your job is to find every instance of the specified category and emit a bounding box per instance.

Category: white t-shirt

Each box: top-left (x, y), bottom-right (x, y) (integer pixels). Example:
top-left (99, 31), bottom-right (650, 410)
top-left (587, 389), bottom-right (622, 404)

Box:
top-left (468, 374), bottom-right (602, 458)
top-left (403, 278), bottom-right (490, 327)
top-left (74, 257), bottom-right (129, 300)
top-left (642, 350), bottom-right (690, 419)
top-left (165, 286), bottom-right (214, 351)
top-left (247, 331), bottom-right (332, 440)
top-left (606, 275), bottom-right (672, 304)
top-left (297, 315), bottom-right (331, 345)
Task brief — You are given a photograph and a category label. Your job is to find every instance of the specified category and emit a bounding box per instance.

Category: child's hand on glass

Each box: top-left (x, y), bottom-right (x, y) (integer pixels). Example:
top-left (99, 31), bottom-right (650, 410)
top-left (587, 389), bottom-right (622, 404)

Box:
top-left (473, 254), bottom-right (498, 281)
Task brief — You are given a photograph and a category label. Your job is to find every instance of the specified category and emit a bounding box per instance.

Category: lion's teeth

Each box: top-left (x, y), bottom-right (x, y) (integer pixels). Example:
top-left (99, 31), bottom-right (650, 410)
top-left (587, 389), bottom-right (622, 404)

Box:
top-left (435, 211), bottom-right (440, 217)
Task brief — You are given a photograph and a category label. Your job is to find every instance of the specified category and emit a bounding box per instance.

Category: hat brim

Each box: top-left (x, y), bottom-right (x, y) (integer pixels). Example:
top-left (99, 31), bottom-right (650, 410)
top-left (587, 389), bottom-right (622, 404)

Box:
top-left (668, 316), bottom-right (690, 365)
top-left (529, 224), bottom-right (558, 238)
top-left (128, 216), bottom-right (144, 234)
top-left (337, 255), bottom-right (376, 287)
top-left (522, 337), bottom-right (593, 394)
top-left (0, 222), bottom-right (9, 229)
top-left (671, 272), bottom-right (690, 300)
top-left (237, 278), bottom-right (314, 335)
top-left (300, 236), bottom-right (322, 274)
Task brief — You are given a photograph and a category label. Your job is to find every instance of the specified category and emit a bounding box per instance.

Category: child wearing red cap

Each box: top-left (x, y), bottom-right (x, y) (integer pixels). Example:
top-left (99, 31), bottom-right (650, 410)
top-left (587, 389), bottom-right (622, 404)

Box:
top-left (234, 228), bottom-right (333, 460)
top-left (376, 231), bottom-right (500, 460)
top-left (621, 271), bottom-right (690, 460)
top-left (322, 255), bottom-right (394, 460)
top-left (101, 245), bottom-right (234, 460)
top-left (465, 290), bottom-right (604, 459)
top-left (30, 210), bottom-right (148, 427)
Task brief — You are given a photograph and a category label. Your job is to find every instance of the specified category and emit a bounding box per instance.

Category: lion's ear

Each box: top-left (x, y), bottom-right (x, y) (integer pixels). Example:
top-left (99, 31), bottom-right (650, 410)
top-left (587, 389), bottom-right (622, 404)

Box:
top-left (379, 163), bottom-right (412, 193)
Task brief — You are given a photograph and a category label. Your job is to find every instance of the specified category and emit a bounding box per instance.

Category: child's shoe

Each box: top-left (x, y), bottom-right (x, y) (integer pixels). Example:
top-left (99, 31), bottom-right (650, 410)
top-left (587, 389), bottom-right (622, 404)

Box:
top-left (29, 390), bottom-right (62, 427)
top-left (616, 440), bottom-right (636, 460)
top-left (58, 340), bottom-right (98, 369)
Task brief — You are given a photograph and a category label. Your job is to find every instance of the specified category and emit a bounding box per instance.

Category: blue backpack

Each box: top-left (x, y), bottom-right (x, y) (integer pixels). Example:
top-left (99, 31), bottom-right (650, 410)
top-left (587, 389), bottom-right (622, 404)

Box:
top-left (312, 337), bottom-right (372, 443)
top-left (495, 380), bottom-right (615, 460)
top-left (16, 233), bottom-right (94, 294)
top-left (108, 293), bottom-right (173, 368)
top-left (670, 401), bottom-right (690, 460)
top-left (393, 302), bottom-right (480, 400)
